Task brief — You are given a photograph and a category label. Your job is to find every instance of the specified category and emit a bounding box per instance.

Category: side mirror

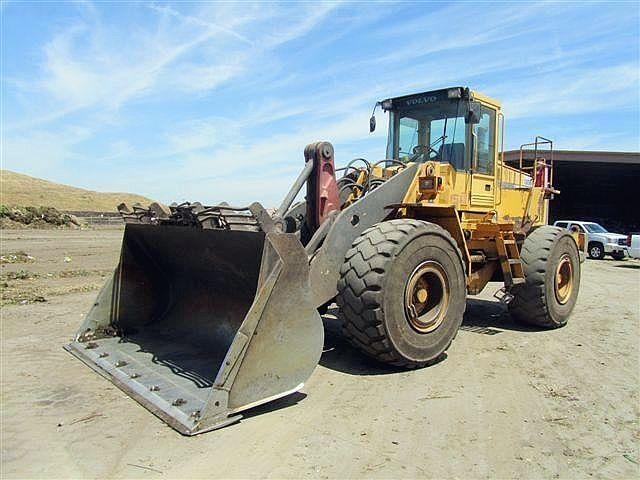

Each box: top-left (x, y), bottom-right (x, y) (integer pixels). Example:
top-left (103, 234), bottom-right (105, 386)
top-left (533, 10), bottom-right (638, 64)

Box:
top-left (369, 114), bottom-right (376, 133)
top-left (466, 101), bottom-right (482, 124)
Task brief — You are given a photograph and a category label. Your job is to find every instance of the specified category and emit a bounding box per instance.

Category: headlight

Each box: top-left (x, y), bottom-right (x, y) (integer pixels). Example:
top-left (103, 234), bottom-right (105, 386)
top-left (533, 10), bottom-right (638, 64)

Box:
top-left (419, 177), bottom-right (436, 191)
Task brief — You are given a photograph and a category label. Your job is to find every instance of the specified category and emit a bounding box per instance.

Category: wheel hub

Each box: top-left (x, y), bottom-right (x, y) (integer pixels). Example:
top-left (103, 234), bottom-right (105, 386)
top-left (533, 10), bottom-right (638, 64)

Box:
top-left (554, 254), bottom-right (573, 304)
top-left (404, 261), bottom-right (450, 333)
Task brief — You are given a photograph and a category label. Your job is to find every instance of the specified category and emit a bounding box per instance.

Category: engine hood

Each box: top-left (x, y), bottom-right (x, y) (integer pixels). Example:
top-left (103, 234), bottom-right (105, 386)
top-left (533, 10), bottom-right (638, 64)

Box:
top-left (605, 233), bottom-right (627, 242)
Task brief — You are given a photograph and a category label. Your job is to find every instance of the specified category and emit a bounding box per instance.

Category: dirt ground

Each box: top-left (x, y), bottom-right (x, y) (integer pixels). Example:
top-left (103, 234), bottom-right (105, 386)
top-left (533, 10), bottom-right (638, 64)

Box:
top-left (1, 228), bottom-right (638, 479)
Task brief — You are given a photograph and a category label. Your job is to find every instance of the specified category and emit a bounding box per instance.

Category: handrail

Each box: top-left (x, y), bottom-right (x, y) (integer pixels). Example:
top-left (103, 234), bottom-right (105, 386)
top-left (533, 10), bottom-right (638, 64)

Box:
top-left (517, 136), bottom-right (554, 229)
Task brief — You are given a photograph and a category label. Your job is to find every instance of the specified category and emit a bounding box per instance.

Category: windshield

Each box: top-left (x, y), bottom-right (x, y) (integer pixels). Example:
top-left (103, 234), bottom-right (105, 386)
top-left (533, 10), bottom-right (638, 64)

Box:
top-left (584, 223), bottom-right (608, 233)
top-left (387, 99), bottom-right (467, 169)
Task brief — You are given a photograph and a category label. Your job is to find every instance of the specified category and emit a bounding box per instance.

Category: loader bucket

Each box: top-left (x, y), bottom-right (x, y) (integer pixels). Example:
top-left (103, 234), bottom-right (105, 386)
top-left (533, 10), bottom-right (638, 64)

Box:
top-left (65, 224), bottom-right (324, 435)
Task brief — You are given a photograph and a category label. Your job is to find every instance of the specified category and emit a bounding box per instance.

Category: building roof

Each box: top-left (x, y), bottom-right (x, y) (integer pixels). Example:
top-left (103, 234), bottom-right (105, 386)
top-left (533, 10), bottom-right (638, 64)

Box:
top-left (503, 150), bottom-right (640, 165)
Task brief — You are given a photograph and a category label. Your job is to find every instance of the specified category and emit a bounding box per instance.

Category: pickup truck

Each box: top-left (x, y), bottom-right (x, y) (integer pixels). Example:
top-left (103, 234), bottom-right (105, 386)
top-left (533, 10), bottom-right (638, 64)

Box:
top-left (553, 220), bottom-right (628, 260)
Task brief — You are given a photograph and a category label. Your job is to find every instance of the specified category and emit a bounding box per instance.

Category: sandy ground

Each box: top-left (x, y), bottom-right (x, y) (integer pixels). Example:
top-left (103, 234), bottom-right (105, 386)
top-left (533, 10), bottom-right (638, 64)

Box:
top-left (1, 228), bottom-right (639, 479)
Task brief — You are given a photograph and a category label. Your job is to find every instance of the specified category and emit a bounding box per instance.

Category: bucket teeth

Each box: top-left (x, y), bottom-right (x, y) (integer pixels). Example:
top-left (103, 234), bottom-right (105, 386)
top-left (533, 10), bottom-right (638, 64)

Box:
top-left (117, 203), bottom-right (132, 215)
top-left (117, 199), bottom-right (276, 232)
top-left (148, 202), bottom-right (171, 219)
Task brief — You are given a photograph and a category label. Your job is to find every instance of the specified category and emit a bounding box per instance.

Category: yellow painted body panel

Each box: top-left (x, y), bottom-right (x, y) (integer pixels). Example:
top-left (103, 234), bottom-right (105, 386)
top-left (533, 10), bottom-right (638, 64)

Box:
top-left (398, 160), bottom-right (549, 230)
top-left (343, 88), bottom-right (555, 295)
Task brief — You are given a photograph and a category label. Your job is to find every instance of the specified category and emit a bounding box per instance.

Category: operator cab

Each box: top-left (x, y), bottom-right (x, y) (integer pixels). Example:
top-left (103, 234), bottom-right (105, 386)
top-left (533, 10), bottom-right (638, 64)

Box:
top-left (378, 87), bottom-right (499, 175)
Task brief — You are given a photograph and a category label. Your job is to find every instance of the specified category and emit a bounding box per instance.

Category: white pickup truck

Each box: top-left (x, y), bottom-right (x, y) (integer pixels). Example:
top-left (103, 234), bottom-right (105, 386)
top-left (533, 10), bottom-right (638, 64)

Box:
top-left (553, 220), bottom-right (628, 260)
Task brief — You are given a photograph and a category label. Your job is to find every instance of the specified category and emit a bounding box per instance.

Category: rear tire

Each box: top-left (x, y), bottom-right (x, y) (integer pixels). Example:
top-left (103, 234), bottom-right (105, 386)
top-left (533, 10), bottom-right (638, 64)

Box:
top-left (509, 226), bottom-right (581, 328)
top-left (588, 242), bottom-right (605, 259)
top-left (336, 219), bottom-right (466, 368)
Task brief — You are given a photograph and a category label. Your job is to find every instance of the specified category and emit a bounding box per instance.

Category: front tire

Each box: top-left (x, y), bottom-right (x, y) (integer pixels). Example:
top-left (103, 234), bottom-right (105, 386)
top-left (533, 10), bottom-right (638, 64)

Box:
top-left (588, 242), bottom-right (605, 259)
top-left (510, 226), bottom-right (581, 328)
top-left (610, 252), bottom-right (626, 261)
top-left (336, 219), bottom-right (466, 368)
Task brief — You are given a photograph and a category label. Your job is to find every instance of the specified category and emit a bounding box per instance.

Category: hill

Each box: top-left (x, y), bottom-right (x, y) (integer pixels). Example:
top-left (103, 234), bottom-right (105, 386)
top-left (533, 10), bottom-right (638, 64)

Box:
top-left (0, 170), bottom-right (154, 213)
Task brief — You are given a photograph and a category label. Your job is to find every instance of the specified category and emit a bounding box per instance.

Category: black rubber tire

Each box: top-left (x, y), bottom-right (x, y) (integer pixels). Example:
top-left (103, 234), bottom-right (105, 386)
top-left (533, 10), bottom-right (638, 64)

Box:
top-left (610, 252), bottom-right (626, 261)
top-left (588, 242), bottom-right (605, 260)
top-left (336, 219), bottom-right (466, 368)
top-left (509, 226), bottom-right (581, 328)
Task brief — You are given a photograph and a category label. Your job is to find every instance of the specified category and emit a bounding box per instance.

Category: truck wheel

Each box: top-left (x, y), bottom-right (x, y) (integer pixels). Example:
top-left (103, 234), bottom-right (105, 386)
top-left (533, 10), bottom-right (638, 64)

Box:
top-left (509, 226), bottom-right (581, 328)
top-left (336, 219), bottom-right (466, 368)
top-left (610, 252), bottom-right (626, 261)
top-left (588, 242), bottom-right (605, 259)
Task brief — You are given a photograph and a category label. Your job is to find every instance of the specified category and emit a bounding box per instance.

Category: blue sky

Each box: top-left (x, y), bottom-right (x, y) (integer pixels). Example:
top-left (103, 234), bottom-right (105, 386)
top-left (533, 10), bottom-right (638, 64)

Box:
top-left (2, 1), bottom-right (639, 207)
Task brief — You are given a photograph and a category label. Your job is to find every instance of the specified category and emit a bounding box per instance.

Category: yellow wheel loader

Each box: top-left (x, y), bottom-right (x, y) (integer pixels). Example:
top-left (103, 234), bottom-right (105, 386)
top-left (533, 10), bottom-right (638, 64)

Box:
top-left (66, 87), bottom-right (582, 435)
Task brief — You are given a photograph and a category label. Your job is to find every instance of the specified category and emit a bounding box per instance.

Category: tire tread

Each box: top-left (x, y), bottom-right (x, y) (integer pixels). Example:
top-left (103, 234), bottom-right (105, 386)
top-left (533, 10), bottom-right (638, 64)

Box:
top-left (509, 226), bottom-right (577, 328)
top-left (336, 219), bottom-right (464, 368)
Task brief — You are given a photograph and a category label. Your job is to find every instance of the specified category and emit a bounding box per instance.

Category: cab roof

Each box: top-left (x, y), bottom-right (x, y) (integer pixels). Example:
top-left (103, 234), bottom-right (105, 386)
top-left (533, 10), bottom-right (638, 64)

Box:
top-left (380, 86), bottom-right (501, 111)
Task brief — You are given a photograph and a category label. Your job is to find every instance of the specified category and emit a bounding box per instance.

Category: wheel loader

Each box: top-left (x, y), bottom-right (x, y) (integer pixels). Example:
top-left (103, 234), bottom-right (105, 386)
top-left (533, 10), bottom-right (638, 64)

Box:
top-left (65, 86), bottom-right (582, 435)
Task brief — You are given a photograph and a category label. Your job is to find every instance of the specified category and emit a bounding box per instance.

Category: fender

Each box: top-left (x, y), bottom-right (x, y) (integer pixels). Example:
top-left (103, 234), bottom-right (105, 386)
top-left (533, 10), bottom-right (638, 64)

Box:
top-left (309, 163), bottom-right (419, 307)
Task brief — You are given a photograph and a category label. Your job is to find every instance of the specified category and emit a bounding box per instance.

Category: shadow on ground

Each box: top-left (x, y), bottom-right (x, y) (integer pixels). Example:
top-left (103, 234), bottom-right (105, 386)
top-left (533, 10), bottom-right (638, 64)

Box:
top-left (241, 392), bottom-right (308, 420)
top-left (319, 297), bottom-right (543, 376)
top-left (318, 308), bottom-right (406, 376)
top-left (615, 263), bottom-right (640, 269)
top-left (462, 298), bottom-right (539, 333)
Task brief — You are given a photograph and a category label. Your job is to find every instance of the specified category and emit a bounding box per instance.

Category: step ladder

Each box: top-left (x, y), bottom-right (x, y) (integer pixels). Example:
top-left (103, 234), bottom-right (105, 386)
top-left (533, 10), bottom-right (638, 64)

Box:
top-left (495, 231), bottom-right (526, 287)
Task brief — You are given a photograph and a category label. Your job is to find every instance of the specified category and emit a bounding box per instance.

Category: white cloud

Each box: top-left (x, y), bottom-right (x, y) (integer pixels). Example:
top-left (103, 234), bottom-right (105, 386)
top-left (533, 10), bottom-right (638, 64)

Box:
top-left (2, 1), bottom-right (638, 206)
top-left (165, 116), bottom-right (244, 154)
top-left (168, 63), bottom-right (244, 93)
top-left (8, 2), bottom-right (342, 130)
top-left (2, 125), bottom-right (93, 176)
top-left (502, 63), bottom-right (640, 120)
top-left (260, 2), bottom-right (341, 49)
top-left (93, 140), bottom-right (134, 163)
top-left (41, 25), bottom-right (101, 108)
top-left (148, 3), bottom-right (254, 46)
top-left (136, 105), bottom-right (385, 206)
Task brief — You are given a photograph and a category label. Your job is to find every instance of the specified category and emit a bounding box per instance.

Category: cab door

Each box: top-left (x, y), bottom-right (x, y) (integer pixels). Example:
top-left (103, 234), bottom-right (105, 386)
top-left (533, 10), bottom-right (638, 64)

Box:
top-left (469, 105), bottom-right (497, 208)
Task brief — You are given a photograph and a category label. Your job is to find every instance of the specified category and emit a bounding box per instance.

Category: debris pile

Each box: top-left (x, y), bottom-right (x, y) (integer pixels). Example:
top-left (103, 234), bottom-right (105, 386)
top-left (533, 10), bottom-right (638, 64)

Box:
top-left (0, 205), bottom-right (80, 228)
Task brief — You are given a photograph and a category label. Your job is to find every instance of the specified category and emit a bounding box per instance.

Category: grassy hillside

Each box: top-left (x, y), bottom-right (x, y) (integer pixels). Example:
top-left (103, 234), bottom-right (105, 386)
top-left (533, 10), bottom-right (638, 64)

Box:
top-left (1, 170), bottom-right (154, 213)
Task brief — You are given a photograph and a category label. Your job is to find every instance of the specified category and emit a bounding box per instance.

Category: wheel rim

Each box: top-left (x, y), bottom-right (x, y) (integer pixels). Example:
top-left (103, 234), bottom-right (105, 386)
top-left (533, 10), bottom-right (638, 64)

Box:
top-left (554, 254), bottom-right (573, 305)
top-left (590, 246), bottom-right (600, 257)
top-left (404, 261), bottom-right (450, 333)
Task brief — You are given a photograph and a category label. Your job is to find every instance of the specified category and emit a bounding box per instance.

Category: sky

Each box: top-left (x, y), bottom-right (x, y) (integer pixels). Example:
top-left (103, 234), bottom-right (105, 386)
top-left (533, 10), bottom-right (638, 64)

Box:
top-left (2, 1), bottom-right (639, 207)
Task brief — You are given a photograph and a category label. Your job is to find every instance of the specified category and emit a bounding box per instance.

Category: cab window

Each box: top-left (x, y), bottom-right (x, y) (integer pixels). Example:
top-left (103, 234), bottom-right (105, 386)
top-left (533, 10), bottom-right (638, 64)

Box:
top-left (393, 112), bottom-right (466, 169)
top-left (474, 106), bottom-right (496, 175)
top-left (398, 117), bottom-right (419, 156)
top-left (386, 96), bottom-right (468, 170)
